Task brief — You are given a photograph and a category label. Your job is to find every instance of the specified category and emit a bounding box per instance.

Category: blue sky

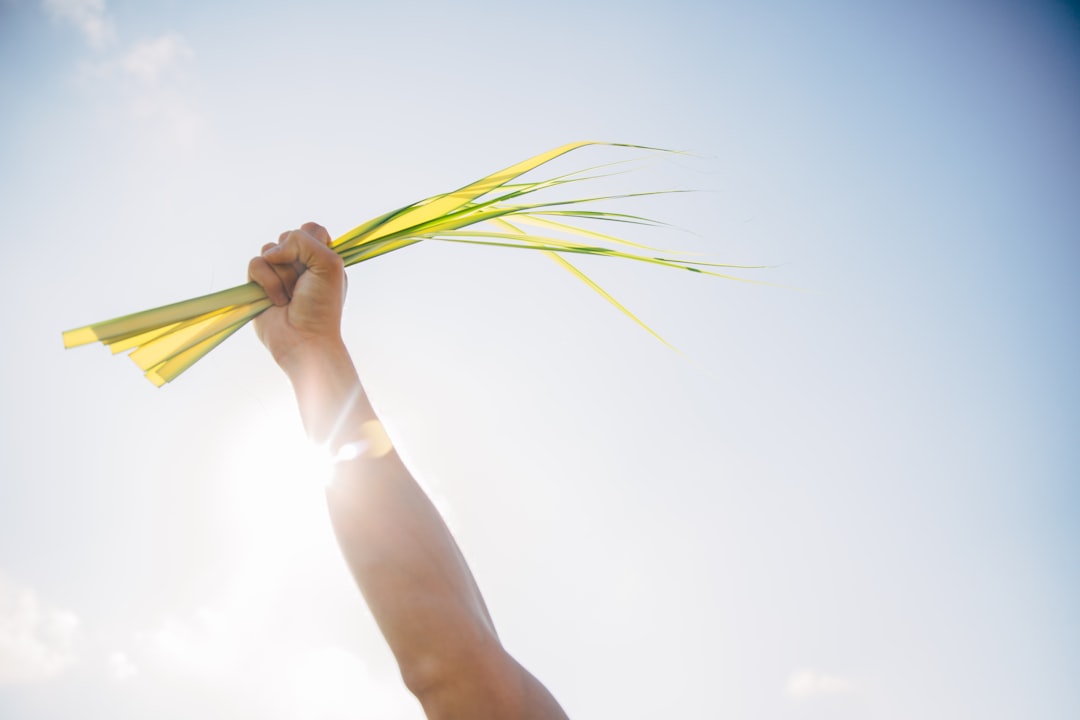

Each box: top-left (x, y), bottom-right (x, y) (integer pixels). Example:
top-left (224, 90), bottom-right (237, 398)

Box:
top-left (1, 0), bottom-right (1078, 718)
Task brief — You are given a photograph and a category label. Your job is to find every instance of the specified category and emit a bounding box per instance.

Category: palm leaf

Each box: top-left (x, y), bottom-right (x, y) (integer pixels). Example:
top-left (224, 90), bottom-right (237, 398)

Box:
top-left (62, 142), bottom-right (765, 385)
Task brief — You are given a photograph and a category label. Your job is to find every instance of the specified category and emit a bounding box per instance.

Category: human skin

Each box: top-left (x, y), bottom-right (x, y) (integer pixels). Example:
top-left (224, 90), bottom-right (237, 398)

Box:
top-left (247, 222), bottom-right (569, 720)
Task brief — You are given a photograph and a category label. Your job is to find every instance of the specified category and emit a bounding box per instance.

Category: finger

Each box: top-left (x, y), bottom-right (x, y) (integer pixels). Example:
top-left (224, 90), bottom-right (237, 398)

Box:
top-left (268, 246), bottom-right (302, 298)
top-left (268, 236), bottom-right (306, 277)
top-left (248, 256), bottom-right (290, 306)
top-left (264, 227), bottom-right (343, 279)
top-left (272, 260), bottom-right (301, 300)
top-left (259, 242), bottom-right (299, 297)
top-left (300, 221), bottom-right (332, 247)
top-left (265, 229), bottom-right (333, 300)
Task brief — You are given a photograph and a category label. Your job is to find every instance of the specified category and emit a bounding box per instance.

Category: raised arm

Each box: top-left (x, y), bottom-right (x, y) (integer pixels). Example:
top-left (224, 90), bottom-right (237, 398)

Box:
top-left (248, 223), bottom-right (568, 720)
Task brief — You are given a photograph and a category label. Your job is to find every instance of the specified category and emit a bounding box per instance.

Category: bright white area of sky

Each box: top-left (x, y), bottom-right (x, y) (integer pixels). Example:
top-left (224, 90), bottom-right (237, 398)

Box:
top-left (1, 0), bottom-right (1078, 718)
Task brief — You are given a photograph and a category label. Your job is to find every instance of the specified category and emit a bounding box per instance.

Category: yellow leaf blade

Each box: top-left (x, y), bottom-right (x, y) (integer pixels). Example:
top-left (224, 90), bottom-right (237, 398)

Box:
top-left (543, 251), bottom-right (675, 350)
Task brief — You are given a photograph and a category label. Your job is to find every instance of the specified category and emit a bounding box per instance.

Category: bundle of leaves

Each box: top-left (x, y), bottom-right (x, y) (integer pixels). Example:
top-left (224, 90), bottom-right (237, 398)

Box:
top-left (63, 141), bottom-right (761, 386)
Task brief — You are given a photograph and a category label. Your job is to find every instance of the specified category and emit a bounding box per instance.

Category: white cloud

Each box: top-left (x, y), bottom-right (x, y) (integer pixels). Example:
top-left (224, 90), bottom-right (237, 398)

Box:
top-left (125, 602), bottom-right (417, 718)
top-left (44, 0), bottom-right (203, 146)
top-left (107, 650), bottom-right (138, 682)
top-left (117, 34), bottom-right (201, 146)
top-left (291, 647), bottom-right (418, 720)
top-left (0, 572), bottom-right (80, 685)
top-left (136, 606), bottom-right (238, 679)
top-left (42, 0), bottom-right (115, 49)
top-left (76, 31), bottom-right (205, 148)
top-left (121, 33), bottom-right (193, 87)
top-left (786, 669), bottom-right (855, 698)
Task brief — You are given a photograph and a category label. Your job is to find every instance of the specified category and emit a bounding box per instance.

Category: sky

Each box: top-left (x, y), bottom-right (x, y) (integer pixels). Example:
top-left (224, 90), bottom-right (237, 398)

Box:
top-left (1, 0), bottom-right (1079, 718)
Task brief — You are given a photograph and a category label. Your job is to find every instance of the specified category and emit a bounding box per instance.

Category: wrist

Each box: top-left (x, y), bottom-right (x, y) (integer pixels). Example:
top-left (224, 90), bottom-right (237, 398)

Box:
top-left (275, 333), bottom-right (349, 380)
top-left (278, 337), bottom-right (374, 446)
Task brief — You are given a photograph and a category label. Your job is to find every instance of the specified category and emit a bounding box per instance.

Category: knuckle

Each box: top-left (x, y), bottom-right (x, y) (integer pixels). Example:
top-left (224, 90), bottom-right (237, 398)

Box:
top-left (249, 262), bottom-right (287, 306)
top-left (269, 286), bottom-right (288, 306)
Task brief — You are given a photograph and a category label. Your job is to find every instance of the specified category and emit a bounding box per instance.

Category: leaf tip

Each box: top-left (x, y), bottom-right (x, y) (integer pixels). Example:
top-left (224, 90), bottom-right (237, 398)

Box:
top-left (62, 326), bottom-right (98, 349)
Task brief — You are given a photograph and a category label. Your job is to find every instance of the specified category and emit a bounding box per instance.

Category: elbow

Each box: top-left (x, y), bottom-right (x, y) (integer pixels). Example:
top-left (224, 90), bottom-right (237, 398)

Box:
top-left (399, 651), bottom-right (449, 700)
top-left (400, 638), bottom-right (521, 713)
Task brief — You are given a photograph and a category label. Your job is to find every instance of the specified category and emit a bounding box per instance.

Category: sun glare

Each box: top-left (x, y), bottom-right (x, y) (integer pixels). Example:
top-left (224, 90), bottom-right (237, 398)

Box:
top-left (290, 646), bottom-right (419, 720)
top-left (215, 400), bottom-right (340, 566)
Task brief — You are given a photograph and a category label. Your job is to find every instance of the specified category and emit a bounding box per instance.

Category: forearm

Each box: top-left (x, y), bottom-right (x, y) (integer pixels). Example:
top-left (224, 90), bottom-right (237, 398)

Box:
top-left (326, 449), bottom-right (567, 720)
top-left (281, 342), bottom-right (499, 692)
top-left (327, 442), bottom-right (502, 695)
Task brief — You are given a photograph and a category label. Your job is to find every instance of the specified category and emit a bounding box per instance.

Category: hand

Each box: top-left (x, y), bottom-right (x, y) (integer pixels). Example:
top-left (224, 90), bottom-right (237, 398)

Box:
top-left (248, 222), bottom-right (346, 372)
